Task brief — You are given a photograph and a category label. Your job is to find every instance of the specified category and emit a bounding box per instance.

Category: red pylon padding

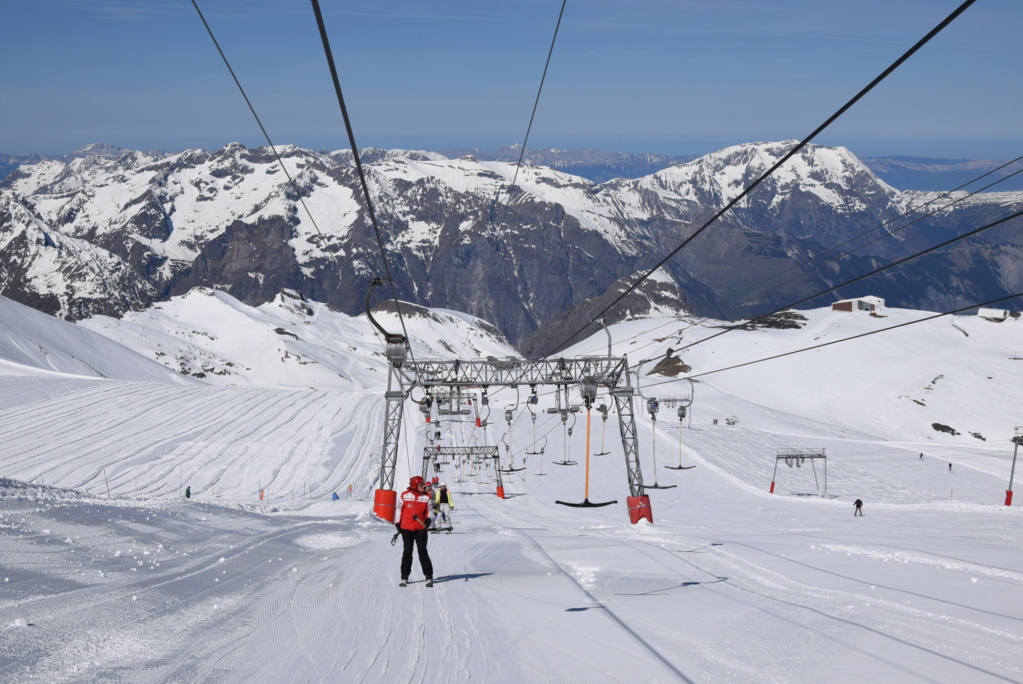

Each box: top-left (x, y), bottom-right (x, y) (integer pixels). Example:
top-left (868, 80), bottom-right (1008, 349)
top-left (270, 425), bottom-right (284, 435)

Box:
top-left (770, 481), bottom-right (776, 494)
top-left (496, 486), bottom-right (506, 499)
top-left (1006, 490), bottom-right (1014, 506)
top-left (373, 489), bottom-right (397, 522)
top-left (627, 495), bottom-right (653, 524)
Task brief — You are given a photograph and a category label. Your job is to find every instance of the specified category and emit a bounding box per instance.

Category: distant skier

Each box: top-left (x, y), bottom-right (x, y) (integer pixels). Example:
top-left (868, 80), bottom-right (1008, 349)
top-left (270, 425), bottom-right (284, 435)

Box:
top-left (853, 498), bottom-right (863, 516)
top-left (919, 453), bottom-right (924, 459)
top-left (949, 463), bottom-right (953, 471)
top-left (433, 482), bottom-right (454, 533)
top-left (185, 486), bottom-right (191, 499)
top-left (395, 476), bottom-right (434, 587)
top-left (331, 492), bottom-right (339, 501)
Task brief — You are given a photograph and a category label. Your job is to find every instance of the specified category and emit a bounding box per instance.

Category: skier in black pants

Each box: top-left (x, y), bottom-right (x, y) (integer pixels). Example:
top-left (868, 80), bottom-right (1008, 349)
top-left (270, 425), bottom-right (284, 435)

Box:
top-left (853, 498), bottom-right (863, 516)
top-left (395, 476), bottom-right (434, 587)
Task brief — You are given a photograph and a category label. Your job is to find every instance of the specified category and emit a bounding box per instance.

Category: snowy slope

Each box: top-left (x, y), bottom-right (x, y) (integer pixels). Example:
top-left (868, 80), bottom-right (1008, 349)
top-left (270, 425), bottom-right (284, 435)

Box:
top-left (78, 288), bottom-right (518, 389)
top-left (0, 296), bottom-right (191, 383)
top-left (0, 299), bottom-right (1021, 683)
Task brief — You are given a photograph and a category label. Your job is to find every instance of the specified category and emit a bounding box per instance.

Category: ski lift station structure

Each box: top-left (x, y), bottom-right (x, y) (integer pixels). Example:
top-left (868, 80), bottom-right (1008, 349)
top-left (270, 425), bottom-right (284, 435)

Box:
top-left (366, 289), bottom-right (655, 525)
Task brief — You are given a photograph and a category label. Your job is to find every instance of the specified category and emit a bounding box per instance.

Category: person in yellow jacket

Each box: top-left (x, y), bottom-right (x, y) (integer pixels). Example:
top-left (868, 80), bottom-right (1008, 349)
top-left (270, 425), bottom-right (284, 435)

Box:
top-left (433, 482), bottom-right (454, 533)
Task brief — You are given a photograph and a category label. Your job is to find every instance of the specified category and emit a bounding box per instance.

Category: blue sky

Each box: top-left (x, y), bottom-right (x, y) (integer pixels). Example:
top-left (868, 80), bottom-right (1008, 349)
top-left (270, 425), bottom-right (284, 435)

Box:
top-left (2, 0), bottom-right (1019, 159)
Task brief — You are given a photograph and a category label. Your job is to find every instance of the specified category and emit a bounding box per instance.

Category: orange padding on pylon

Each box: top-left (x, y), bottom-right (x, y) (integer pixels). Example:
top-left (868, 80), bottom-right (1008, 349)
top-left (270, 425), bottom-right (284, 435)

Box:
top-left (627, 495), bottom-right (653, 524)
top-left (496, 486), bottom-right (505, 499)
top-left (373, 489), bottom-right (397, 522)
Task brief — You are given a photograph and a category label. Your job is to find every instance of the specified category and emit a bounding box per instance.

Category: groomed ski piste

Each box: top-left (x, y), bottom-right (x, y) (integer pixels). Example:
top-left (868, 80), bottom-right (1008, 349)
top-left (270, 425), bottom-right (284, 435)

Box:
top-left (1, 292), bottom-right (1022, 683)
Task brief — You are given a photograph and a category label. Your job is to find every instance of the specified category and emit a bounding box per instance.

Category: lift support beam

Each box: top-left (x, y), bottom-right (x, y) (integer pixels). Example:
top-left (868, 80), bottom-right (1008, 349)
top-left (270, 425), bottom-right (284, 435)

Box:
top-left (422, 446), bottom-right (504, 497)
top-left (373, 354), bottom-right (652, 524)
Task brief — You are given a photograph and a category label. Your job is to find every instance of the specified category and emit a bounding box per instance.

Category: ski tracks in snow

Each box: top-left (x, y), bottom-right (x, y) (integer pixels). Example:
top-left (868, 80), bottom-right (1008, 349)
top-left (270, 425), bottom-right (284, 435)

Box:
top-left (457, 489), bottom-right (1023, 683)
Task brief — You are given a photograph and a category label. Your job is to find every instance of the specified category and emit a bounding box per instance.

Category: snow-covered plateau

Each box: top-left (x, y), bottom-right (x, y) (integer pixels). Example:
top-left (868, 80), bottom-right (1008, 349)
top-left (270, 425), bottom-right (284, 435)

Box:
top-left (0, 292), bottom-right (1021, 683)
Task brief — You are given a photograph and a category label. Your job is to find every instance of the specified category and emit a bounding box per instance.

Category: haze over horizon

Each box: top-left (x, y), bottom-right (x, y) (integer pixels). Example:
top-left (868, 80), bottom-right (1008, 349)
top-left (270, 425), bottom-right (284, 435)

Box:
top-left (2, 1), bottom-right (1019, 161)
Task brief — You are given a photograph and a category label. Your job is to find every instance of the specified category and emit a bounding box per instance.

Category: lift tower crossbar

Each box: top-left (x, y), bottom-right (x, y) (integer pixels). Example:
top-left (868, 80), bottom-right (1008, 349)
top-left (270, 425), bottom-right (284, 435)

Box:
top-left (399, 356), bottom-right (629, 390)
top-left (373, 352), bottom-right (653, 523)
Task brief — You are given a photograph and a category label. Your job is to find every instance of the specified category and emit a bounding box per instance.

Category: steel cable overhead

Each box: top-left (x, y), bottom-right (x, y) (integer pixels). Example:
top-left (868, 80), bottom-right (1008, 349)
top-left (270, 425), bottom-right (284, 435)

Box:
top-left (309, 0), bottom-right (418, 371)
top-left (639, 289), bottom-right (1023, 388)
top-left (596, 163), bottom-right (1023, 363)
top-left (480, 228), bottom-right (1023, 480)
top-left (563, 157), bottom-right (1023, 365)
top-left (545, 0), bottom-right (978, 357)
top-left (190, 0), bottom-right (343, 277)
top-left (191, 0), bottom-right (418, 374)
top-left (562, 202), bottom-right (1023, 391)
top-left (669, 207), bottom-right (1023, 358)
top-left (490, 0), bottom-right (568, 226)
top-left (725, 158), bottom-right (1023, 312)
top-left (447, 0), bottom-right (569, 363)
top-left (611, 205), bottom-right (1023, 390)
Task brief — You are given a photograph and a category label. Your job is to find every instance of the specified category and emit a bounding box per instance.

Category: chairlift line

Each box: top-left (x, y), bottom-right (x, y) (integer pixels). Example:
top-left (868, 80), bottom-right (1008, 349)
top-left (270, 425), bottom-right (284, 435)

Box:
top-left (545, 0), bottom-right (980, 359)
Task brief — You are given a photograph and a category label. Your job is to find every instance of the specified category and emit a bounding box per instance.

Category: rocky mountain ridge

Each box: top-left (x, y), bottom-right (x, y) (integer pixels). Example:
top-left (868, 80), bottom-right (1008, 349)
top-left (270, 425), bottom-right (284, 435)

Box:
top-left (1, 140), bottom-right (1021, 353)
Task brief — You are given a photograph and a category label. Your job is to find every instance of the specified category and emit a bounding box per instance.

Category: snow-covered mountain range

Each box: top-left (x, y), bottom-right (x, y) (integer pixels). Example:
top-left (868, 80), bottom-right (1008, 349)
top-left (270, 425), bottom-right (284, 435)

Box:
top-left (2, 141), bottom-right (1021, 353)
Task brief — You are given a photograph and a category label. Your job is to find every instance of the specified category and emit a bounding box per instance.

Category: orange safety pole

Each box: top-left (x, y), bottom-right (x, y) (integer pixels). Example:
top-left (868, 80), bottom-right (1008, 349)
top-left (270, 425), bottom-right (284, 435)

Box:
top-left (584, 408), bottom-right (592, 500)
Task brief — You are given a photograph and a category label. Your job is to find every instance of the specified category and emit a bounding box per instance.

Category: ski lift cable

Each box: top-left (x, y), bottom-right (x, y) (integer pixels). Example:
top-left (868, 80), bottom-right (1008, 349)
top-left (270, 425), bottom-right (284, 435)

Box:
top-left (720, 162), bottom-right (1023, 313)
top-left (571, 145), bottom-right (1019, 365)
top-left (544, 0), bottom-right (978, 358)
top-left (575, 161), bottom-right (1023, 365)
top-left (190, 0), bottom-right (387, 344)
top-left (445, 1), bottom-right (568, 364)
top-left (640, 289), bottom-right (1023, 388)
top-left (671, 207), bottom-right (1023, 358)
top-left (616, 206), bottom-right (1023, 384)
top-left (309, 0), bottom-right (420, 378)
top-left (490, 0), bottom-right (568, 227)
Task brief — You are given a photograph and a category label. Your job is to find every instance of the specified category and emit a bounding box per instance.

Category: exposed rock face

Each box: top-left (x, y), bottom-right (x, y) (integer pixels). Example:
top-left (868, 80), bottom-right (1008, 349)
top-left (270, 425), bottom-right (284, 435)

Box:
top-left (1, 141), bottom-right (1021, 349)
